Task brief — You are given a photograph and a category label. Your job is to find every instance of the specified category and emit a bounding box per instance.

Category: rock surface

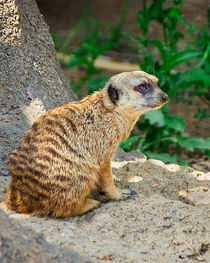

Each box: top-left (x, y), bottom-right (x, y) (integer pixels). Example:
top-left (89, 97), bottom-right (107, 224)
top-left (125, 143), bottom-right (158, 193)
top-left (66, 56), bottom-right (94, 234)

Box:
top-left (0, 0), bottom-right (77, 176)
top-left (0, 210), bottom-right (92, 263)
top-left (1, 154), bottom-right (209, 262)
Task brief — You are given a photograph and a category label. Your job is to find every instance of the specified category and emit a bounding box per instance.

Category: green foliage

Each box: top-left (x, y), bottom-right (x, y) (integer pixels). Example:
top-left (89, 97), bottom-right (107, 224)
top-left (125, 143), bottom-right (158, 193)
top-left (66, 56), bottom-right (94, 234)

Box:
top-left (120, 0), bottom-right (210, 163)
top-left (177, 137), bottom-right (210, 152)
top-left (145, 152), bottom-right (178, 164)
top-left (63, 0), bottom-right (130, 93)
top-left (164, 116), bottom-right (186, 132)
top-left (144, 111), bottom-right (165, 127)
top-left (87, 76), bottom-right (111, 93)
top-left (53, 0), bottom-right (209, 164)
top-left (120, 135), bottom-right (142, 152)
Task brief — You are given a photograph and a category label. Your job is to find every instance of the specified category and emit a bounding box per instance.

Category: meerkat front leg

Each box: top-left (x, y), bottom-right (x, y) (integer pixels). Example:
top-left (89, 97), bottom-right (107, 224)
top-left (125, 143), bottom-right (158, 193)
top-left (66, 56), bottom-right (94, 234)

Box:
top-left (100, 159), bottom-right (135, 200)
top-left (75, 199), bottom-right (100, 216)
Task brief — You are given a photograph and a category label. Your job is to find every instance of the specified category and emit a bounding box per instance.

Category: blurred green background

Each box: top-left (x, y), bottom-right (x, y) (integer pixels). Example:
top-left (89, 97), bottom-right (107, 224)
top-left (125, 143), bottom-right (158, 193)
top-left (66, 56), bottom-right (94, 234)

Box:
top-left (37, 0), bottom-right (210, 168)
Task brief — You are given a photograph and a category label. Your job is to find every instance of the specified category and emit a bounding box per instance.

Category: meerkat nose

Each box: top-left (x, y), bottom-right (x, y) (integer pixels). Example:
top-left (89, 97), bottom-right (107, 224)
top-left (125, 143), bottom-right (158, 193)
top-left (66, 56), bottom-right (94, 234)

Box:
top-left (160, 93), bottom-right (168, 103)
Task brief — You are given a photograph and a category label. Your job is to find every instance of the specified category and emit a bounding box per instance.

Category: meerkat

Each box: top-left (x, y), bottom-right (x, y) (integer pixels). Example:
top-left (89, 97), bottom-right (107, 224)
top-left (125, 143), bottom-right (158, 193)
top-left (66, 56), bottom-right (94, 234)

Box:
top-left (6, 71), bottom-right (168, 218)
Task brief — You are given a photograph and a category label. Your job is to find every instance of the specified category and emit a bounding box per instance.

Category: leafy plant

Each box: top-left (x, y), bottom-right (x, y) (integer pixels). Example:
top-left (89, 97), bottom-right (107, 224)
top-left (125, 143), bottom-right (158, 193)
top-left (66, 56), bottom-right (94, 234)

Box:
top-left (65, 0), bottom-right (130, 93)
top-left (53, 0), bottom-right (210, 164)
top-left (120, 0), bottom-right (210, 163)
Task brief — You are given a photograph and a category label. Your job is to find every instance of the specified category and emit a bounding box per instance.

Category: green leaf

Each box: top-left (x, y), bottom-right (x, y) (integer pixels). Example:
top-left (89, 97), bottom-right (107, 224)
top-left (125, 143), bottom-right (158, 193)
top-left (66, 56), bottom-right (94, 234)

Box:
top-left (148, 39), bottom-right (168, 61)
top-left (98, 42), bottom-right (116, 53)
top-left (137, 10), bottom-right (149, 35)
top-left (120, 136), bottom-right (142, 152)
top-left (177, 137), bottom-right (210, 152)
top-left (176, 67), bottom-right (210, 88)
top-left (168, 49), bottom-right (202, 69)
top-left (88, 76), bottom-right (110, 93)
top-left (173, 0), bottom-right (183, 7)
top-left (144, 111), bottom-right (165, 127)
top-left (145, 152), bottom-right (177, 163)
top-left (69, 79), bottom-right (80, 95)
top-left (164, 116), bottom-right (186, 132)
top-left (171, 31), bottom-right (184, 43)
top-left (137, 11), bottom-right (147, 28)
top-left (179, 161), bottom-right (190, 167)
top-left (67, 55), bottom-right (90, 67)
top-left (168, 7), bottom-right (182, 18)
top-left (83, 42), bottom-right (98, 57)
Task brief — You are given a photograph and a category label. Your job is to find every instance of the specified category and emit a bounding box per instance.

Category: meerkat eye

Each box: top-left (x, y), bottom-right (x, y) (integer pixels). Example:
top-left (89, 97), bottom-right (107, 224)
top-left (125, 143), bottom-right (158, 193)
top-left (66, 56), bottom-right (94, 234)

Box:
top-left (135, 84), bottom-right (149, 94)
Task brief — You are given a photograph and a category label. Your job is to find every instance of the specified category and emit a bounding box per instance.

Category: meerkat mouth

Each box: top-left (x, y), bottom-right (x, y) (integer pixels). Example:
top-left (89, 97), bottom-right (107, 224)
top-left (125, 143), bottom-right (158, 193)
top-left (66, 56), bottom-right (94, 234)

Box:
top-left (142, 104), bottom-right (163, 109)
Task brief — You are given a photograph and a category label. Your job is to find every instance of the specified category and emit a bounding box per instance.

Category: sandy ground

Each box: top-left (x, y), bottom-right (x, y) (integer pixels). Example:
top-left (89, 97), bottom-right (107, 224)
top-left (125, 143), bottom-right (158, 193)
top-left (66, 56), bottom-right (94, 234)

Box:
top-left (0, 154), bottom-right (209, 262)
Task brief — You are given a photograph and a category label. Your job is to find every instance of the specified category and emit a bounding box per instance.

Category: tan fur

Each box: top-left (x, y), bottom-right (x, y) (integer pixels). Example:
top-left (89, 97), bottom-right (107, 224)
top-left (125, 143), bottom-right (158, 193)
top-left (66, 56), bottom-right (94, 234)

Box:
top-left (6, 71), bottom-right (167, 218)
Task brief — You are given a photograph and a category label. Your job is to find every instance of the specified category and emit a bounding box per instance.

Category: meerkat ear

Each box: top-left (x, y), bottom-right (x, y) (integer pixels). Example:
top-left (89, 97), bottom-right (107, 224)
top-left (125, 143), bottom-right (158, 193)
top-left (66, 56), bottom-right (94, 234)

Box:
top-left (107, 84), bottom-right (119, 104)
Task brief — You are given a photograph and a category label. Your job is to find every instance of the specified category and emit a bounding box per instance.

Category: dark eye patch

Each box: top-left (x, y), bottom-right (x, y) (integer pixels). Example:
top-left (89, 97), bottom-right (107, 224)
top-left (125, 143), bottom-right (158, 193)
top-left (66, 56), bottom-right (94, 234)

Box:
top-left (134, 84), bottom-right (150, 94)
top-left (108, 84), bottom-right (119, 104)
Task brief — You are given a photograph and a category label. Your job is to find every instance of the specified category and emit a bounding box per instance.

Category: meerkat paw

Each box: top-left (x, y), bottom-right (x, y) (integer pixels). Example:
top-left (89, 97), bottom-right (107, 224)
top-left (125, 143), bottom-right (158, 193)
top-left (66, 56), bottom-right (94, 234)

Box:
top-left (104, 186), bottom-right (137, 200)
top-left (76, 199), bottom-right (100, 215)
top-left (113, 188), bottom-right (137, 200)
top-left (121, 189), bottom-right (137, 199)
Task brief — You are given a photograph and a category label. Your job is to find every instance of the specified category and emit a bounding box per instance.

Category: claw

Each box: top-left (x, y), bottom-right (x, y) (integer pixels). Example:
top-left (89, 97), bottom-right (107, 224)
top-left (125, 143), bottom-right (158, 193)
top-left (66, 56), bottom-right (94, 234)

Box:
top-left (124, 189), bottom-right (137, 196)
top-left (105, 187), bottom-right (137, 200)
top-left (122, 189), bottom-right (137, 199)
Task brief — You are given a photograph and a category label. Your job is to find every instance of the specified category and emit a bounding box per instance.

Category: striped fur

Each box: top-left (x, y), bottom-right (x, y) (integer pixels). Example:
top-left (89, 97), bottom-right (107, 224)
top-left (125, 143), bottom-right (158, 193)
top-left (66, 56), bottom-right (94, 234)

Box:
top-left (6, 71), bottom-right (167, 217)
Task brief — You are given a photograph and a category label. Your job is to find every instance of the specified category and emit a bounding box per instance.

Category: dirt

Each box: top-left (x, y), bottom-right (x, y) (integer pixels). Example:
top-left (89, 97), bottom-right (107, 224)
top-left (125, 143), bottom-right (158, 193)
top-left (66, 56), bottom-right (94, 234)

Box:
top-left (0, 151), bottom-right (209, 263)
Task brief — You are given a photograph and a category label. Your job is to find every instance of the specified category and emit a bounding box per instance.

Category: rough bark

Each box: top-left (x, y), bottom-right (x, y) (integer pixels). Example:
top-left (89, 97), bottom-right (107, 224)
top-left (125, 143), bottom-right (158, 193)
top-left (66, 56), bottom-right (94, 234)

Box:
top-left (0, 0), bottom-right (77, 176)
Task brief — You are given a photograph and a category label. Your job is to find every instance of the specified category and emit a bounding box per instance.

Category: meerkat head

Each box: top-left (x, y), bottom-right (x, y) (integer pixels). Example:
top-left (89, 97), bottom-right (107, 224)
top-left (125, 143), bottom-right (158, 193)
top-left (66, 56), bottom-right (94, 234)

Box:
top-left (102, 71), bottom-right (168, 113)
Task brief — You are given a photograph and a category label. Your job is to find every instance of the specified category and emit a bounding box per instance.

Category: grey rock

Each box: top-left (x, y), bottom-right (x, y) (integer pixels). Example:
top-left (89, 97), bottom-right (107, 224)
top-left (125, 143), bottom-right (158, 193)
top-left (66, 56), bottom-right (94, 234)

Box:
top-left (0, 209), bottom-right (92, 263)
top-left (114, 147), bottom-right (146, 162)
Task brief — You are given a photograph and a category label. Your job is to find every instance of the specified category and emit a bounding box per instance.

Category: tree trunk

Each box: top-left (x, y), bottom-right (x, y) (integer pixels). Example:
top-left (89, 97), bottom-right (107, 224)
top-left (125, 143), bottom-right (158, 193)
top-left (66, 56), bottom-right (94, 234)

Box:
top-left (0, 0), bottom-right (77, 176)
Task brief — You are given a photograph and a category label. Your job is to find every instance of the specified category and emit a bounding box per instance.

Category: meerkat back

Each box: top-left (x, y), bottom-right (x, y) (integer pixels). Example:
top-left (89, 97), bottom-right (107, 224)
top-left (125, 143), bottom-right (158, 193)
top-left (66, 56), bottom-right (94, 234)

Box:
top-left (6, 101), bottom-right (102, 218)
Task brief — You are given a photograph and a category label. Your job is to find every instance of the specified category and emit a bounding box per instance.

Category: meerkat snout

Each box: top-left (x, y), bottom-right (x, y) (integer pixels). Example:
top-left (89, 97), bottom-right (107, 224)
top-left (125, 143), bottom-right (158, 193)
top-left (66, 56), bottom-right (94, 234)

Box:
top-left (160, 93), bottom-right (168, 103)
